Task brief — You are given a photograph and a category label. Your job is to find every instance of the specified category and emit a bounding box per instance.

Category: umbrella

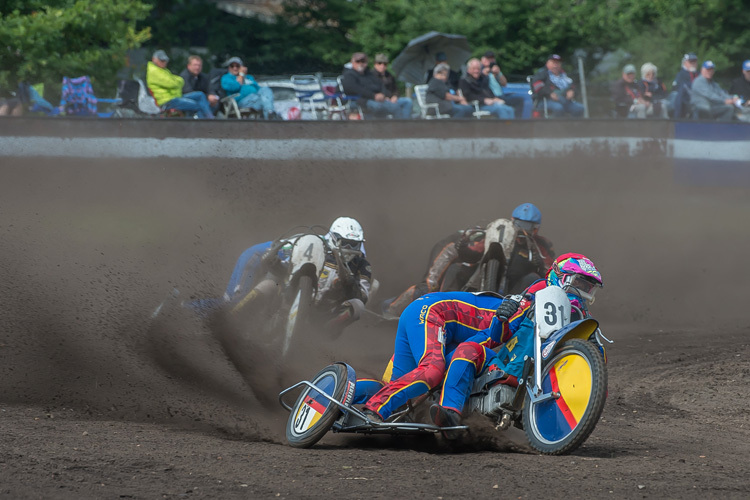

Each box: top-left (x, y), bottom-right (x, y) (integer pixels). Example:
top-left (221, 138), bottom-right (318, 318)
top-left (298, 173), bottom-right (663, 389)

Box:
top-left (390, 31), bottom-right (472, 85)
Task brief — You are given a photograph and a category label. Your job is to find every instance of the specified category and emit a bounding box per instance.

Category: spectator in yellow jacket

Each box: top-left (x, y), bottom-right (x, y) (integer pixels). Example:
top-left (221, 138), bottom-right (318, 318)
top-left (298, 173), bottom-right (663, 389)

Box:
top-left (146, 50), bottom-right (214, 119)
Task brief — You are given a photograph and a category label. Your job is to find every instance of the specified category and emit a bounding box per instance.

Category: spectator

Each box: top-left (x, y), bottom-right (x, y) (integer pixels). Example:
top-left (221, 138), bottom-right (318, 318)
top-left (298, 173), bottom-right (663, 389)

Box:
top-left (146, 49), bottom-right (214, 119)
top-left (425, 63), bottom-right (474, 118)
top-left (670, 52), bottom-right (699, 119)
top-left (458, 58), bottom-right (514, 119)
top-left (639, 62), bottom-right (669, 119)
top-left (482, 50), bottom-right (533, 119)
top-left (425, 52), bottom-right (461, 90)
top-left (341, 52), bottom-right (412, 119)
top-left (371, 53), bottom-right (413, 117)
top-left (220, 56), bottom-right (277, 120)
top-left (180, 55), bottom-right (220, 112)
top-left (729, 60), bottom-right (750, 104)
top-left (0, 89), bottom-right (22, 116)
top-left (530, 54), bottom-right (584, 117)
top-left (611, 64), bottom-right (650, 118)
top-left (691, 60), bottom-right (740, 121)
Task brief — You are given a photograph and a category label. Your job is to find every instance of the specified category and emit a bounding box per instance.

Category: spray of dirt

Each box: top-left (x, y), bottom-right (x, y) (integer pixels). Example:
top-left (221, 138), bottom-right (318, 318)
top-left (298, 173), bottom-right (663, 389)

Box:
top-left (3, 153), bottom-right (750, 451)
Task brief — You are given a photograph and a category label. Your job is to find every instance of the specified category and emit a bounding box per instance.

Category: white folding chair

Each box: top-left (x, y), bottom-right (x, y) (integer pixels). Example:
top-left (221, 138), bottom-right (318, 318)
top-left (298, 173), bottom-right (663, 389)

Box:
top-left (414, 84), bottom-right (449, 119)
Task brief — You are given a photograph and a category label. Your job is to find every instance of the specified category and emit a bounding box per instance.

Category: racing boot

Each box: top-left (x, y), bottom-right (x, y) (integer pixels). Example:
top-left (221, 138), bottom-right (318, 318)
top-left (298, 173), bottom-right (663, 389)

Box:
top-left (362, 408), bottom-right (383, 423)
top-left (430, 404), bottom-right (463, 440)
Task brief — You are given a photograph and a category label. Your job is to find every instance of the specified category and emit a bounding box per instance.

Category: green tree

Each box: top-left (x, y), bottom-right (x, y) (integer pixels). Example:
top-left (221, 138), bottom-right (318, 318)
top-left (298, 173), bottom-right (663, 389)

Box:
top-left (0, 0), bottom-right (152, 98)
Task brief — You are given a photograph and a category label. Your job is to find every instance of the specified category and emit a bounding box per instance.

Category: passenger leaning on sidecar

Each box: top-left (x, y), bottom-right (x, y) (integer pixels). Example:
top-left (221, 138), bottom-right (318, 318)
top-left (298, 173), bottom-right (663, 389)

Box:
top-left (430, 253), bottom-right (603, 435)
top-left (356, 291), bottom-right (514, 422)
top-left (225, 216), bottom-right (372, 333)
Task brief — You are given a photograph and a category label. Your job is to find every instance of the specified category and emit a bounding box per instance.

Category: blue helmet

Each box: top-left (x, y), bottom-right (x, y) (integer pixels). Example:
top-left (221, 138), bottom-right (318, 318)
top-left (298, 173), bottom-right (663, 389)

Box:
top-left (511, 203), bottom-right (542, 232)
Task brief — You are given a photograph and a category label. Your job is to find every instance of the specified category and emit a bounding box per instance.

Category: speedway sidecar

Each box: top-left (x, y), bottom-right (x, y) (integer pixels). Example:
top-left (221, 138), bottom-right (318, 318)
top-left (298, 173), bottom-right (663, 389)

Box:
top-left (278, 362), bottom-right (467, 448)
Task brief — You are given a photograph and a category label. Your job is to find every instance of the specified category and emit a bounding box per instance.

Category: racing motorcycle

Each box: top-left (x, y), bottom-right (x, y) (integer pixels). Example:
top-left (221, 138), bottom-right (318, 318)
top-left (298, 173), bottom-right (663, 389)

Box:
top-left (279, 286), bottom-right (610, 454)
top-left (150, 226), bottom-right (331, 359)
top-left (230, 226), bottom-right (329, 358)
top-left (455, 218), bottom-right (549, 295)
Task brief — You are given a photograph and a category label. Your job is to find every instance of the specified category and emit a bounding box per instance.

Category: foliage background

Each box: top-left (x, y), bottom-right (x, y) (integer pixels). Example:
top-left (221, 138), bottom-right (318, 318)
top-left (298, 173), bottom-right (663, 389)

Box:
top-left (1, 0), bottom-right (749, 103)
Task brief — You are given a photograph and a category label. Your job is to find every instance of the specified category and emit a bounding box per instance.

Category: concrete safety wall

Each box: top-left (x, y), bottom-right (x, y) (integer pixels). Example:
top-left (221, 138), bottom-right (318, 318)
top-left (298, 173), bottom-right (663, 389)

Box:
top-left (1, 118), bottom-right (748, 182)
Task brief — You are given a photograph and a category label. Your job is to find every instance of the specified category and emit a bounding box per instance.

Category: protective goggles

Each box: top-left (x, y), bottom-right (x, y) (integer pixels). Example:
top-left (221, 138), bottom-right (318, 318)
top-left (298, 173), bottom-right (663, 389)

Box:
top-left (513, 219), bottom-right (540, 233)
top-left (563, 274), bottom-right (601, 301)
top-left (338, 238), bottom-right (362, 250)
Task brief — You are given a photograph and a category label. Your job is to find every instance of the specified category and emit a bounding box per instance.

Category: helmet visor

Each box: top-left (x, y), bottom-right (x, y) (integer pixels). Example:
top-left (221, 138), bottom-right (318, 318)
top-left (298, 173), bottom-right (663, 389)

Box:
top-left (513, 219), bottom-right (540, 233)
top-left (567, 274), bottom-right (600, 299)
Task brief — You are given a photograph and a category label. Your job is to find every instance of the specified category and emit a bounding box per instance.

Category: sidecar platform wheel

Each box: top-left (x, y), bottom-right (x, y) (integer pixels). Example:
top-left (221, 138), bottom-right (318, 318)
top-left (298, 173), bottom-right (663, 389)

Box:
top-left (286, 363), bottom-right (349, 449)
top-left (523, 338), bottom-right (607, 455)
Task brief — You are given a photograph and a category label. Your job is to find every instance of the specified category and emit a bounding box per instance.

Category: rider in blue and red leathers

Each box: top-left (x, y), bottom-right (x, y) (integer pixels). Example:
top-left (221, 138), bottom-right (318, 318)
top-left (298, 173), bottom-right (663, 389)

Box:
top-left (356, 291), bottom-right (514, 422)
top-left (430, 253), bottom-right (603, 433)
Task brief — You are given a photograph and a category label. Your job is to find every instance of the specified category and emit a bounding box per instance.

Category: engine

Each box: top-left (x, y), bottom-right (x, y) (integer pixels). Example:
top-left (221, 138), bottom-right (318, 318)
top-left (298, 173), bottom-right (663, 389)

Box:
top-left (467, 383), bottom-right (516, 418)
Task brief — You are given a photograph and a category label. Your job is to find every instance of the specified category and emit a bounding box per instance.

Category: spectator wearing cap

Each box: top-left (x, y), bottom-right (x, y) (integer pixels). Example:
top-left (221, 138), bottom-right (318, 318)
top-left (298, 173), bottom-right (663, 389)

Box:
top-left (146, 49), bottom-right (215, 119)
top-left (180, 55), bottom-right (220, 112)
top-left (638, 62), bottom-right (669, 119)
top-left (425, 52), bottom-right (461, 90)
top-left (371, 53), bottom-right (413, 114)
top-left (425, 63), bottom-right (474, 119)
top-left (530, 54), bottom-right (584, 117)
top-left (669, 52), bottom-right (699, 119)
top-left (482, 49), bottom-right (533, 119)
top-left (220, 56), bottom-right (276, 119)
top-left (729, 60), bottom-right (750, 106)
top-left (611, 64), bottom-right (650, 118)
top-left (691, 60), bottom-right (740, 121)
top-left (458, 58), bottom-right (514, 119)
top-left (341, 52), bottom-right (412, 119)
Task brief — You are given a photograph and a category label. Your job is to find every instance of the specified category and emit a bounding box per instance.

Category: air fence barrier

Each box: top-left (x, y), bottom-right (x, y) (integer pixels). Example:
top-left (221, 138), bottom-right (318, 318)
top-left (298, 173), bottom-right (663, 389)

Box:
top-left (0, 118), bottom-right (748, 184)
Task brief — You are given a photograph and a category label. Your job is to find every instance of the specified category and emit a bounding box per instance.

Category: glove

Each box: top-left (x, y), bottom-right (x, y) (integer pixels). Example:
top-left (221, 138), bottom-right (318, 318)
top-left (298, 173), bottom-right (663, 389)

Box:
top-left (495, 298), bottom-right (519, 322)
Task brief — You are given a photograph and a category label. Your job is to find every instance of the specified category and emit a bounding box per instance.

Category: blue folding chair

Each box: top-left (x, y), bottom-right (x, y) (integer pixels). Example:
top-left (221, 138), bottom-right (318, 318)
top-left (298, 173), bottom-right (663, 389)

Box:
top-left (60, 76), bottom-right (121, 117)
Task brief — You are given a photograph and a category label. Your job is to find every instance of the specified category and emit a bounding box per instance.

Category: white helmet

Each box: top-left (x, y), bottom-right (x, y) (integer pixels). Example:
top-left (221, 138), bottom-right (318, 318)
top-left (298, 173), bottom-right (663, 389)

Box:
top-left (328, 216), bottom-right (364, 250)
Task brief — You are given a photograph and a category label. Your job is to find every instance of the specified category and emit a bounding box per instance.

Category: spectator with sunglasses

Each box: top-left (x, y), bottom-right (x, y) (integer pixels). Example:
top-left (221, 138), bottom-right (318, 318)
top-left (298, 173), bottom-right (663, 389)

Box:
top-left (341, 52), bottom-right (412, 119)
top-left (220, 56), bottom-right (277, 119)
top-left (371, 53), bottom-right (413, 113)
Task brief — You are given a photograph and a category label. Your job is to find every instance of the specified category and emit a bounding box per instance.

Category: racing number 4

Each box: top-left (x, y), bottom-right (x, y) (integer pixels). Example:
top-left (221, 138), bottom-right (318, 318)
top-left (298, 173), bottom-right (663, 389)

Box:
top-left (303, 243), bottom-right (314, 260)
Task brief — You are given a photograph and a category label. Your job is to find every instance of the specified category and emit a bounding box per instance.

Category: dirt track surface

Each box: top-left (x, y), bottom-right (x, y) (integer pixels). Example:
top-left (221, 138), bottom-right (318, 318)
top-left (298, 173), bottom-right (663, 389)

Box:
top-left (2, 154), bottom-right (750, 498)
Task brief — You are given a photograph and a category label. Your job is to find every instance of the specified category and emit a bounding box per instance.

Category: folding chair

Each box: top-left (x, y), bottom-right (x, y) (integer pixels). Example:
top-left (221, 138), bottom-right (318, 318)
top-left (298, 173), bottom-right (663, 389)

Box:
top-left (290, 74), bottom-right (333, 119)
top-left (335, 75), bottom-right (364, 120)
top-left (457, 89), bottom-right (491, 119)
top-left (219, 93), bottom-right (263, 119)
top-left (60, 76), bottom-right (120, 117)
top-left (414, 84), bottom-right (449, 119)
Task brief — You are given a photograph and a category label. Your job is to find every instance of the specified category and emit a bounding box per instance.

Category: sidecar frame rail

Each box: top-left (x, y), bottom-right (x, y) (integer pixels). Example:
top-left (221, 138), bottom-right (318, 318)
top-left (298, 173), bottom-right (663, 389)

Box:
top-left (279, 379), bottom-right (468, 435)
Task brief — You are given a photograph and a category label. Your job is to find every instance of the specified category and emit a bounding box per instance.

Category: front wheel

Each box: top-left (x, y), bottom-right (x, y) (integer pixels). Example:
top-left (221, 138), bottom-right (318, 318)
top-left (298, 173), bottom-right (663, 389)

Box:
top-left (281, 274), bottom-right (314, 358)
top-left (483, 258), bottom-right (501, 293)
top-left (522, 338), bottom-right (607, 455)
top-left (286, 363), bottom-right (349, 448)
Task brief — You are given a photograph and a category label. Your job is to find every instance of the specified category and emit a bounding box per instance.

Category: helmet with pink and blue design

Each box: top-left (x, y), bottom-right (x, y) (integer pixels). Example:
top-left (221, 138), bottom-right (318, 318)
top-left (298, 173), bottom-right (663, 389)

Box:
top-left (546, 253), bottom-right (603, 302)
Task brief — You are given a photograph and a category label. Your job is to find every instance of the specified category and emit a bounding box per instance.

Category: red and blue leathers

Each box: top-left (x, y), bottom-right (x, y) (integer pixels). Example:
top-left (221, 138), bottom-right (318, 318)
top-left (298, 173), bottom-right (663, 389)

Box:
top-left (438, 278), bottom-right (593, 414)
top-left (438, 280), bottom-right (547, 414)
top-left (362, 291), bottom-right (510, 420)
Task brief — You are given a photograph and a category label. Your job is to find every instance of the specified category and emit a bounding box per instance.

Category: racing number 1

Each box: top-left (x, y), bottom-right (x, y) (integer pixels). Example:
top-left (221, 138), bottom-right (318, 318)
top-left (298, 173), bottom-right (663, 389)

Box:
top-left (543, 301), bottom-right (565, 327)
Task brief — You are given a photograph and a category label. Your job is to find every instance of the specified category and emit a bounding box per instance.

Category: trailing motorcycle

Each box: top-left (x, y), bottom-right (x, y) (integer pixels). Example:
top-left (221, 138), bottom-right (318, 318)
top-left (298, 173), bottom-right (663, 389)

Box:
top-left (279, 286), bottom-right (610, 454)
